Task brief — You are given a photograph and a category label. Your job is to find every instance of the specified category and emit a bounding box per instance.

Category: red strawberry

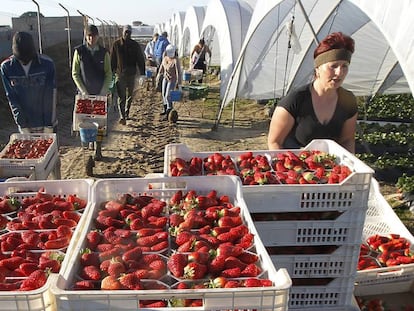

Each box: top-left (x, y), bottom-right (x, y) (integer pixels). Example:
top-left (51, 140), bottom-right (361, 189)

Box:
top-left (208, 255), bottom-right (226, 275)
top-left (119, 272), bottom-right (143, 289)
top-left (243, 278), bottom-right (263, 287)
top-left (107, 258), bottom-right (126, 278)
top-left (19, 262), bottom-right (39, 276)
top-left (73, 280), bottom-right (97, 290)
top-left (221, 266), bottom-right (241, 278)
top-left (122, 246), bottom-right (143, 262)
top-left (80, 249), bottom-right (100, 267)
top-left (174, 231), bottom-right (195, 245)
top-left (238, 252), bottom-right (259, 264)
top-left (80, 265), bottom-right (101, 280)
top-left (167, 253), bottom-right (187, 278)
top-left (216, 244), bottom-right (243, 258)
top-left (240, 263), bottom-right (261, 277)
top-left (19, 269), bottom-right (48, 290)
top-left (0, 256), bottom-right (26, 270)
top-left (188, 251), bottom-right (210, 265)
top-left (85, 230), bottom-right (102, 250)
top-left (183, 262), bottom-right (207, 279)
top-left (44, 237), bottom-right (69, 249)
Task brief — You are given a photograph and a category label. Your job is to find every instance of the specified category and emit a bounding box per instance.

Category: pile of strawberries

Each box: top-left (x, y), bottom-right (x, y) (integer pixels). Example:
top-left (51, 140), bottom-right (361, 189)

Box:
top-left (169, 149), bottom-right (353, 185)
top-left (0, 189), bottom-right (87, 291)
top-left (1, 138), bottom-right (54, 160)
top-left (75, 98), bottom-right (106, 115)
top-left (358, 233), bottom-right (414, 270)
top-left (73, 189), bottom-right (274, 308)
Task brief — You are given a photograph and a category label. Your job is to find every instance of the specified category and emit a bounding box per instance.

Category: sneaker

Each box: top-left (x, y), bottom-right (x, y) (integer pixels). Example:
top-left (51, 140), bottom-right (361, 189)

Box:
top-left (119, 119), bottom-right (126, 125)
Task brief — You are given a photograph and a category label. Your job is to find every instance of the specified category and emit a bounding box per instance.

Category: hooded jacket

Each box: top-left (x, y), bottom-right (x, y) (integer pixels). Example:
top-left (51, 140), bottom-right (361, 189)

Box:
top-left (1, 54), bottom-right (56, 128)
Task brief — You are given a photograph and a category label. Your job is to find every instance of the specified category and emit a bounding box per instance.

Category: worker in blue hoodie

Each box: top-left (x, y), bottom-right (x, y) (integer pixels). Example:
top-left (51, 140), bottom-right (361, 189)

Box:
top-left (154, 31), bottom-right (170, 68)
top-left (0, 31), bottom-right (57, 134)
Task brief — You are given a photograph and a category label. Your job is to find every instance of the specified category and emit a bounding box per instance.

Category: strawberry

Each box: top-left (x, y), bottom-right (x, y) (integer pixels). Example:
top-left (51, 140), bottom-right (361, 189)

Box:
top-left (19, 262), bottom-right (38, 276)
top-left (119, 272), bottom-right (143, 289)
top-left (122, 246), bottom-right (143, 262)
top-left (56, 224), bottom-right (73, 238)
top-left (216, 244), bottom-right (243, 258)
top-left (238, 252), bottom-right (259, 264)
top-left (217, 216), bottom-right (242, 227)
top-left (80, 265), bottom-right (101, 280)
top-left (39, 258), bottom-right (61, 273)
top-left (224, 280), bottom-right (240, 288)
top-left (169, 213), bottom-right (184, 227)
top-left (151, 240), bottom-right (169, 252)
top-left (107, 258), bottom-right (126, 278)
top-left (62, 210), bottom-right (81, 222)
top-left (140, 301), bottom-right (167, 308)
top-left (85, 230), bottom-right (102, 250)
top-left (170, 190), bottom-right (183, 206)
top-left (0, 197), bottom-right (21, 213)
top-left (188, 251), bottom-right (210, 265)
top-left (243, 278), bottom-right (263, 287)
top-left (240, 263), bottom-right (261, 277)
top-left (183, 262), bottom-right (207, 279)
top-left (209, 276), bottom-right (228, 288)
top-left (73, 280), bottom-right (97, 290)
top-left (101, 275), bottom-right (122, 290)
top-left (19, 269), bottom-right (48, 291)
top-left (221, 266), bottom-right (241, 278)
top-left (0, 282), bottom-right (20, 291)
top-left (0, 215), bottom-right (8, 230)
top-left (80, 249), bottom-right (100, 267)
top-left (174, 231), bottom-right (195, 245)
top-left (208, 255), bottom-right (226, 275)
top-left (167, 253), bottom-right (187, 278)
top-left (44, 237), bottom-right (69, 249)
top-left (0, 256), bottom-right (26, 270)
top-left (224, 256), bottom-right (247, 270)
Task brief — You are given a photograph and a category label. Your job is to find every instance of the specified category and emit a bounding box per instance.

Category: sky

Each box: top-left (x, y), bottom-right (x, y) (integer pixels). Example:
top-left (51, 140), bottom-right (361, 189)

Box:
top-left (0, 0), bottom-right (210, 27)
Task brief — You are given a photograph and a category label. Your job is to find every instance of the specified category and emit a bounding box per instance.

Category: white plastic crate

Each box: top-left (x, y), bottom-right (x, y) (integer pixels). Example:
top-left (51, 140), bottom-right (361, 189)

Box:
top-left (72, 95), bottom-right (107, 134)
top-left (0, 133), bottom-right (58, 180)
top-left (271, 244), bottom-right (360, 279)
top-left (0, 179), bottom-right (93, 311)
top-left (289, 276), bottom-right (356, 310)
top-left (51, 176), bottom-right (291, 311)
top-left (354, 178), bottom-right (414, 295)
top-left (164, 140), bottom-right (374, 213)
top-left (254, 208), bottom-right (367, 247)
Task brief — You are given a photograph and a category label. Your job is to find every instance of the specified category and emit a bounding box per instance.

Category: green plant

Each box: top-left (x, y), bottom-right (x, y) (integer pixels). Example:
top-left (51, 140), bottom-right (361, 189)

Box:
top-left (396, 174), bottom-right (414, 194)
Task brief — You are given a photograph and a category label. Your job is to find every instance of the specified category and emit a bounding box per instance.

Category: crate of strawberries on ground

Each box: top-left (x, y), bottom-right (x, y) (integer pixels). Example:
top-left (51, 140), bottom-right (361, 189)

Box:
top-left (354, 178), bottom-right (414, 297)
top-left (51, 175), bottom-right (291, 311)
top-left (0, 179), bottom-right (92, 311)
top-left (0, 133), bottom-right (58, 180)
top-left (72, 95), bottom-right (107, 133)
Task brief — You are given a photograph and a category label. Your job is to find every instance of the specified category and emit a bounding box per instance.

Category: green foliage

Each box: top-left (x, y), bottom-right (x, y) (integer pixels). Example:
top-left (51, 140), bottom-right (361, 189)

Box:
top-left (396, 174), bottom-right (414, 194)
top-left (357, 93), bottom-right (414, 120)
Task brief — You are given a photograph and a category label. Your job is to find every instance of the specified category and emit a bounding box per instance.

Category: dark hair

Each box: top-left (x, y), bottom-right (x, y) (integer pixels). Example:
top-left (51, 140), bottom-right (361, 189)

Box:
top-left (85, 24), bottom-right (99, 36)
top-left (12, 31), bottom-right (36, 64)
top-left (314, 32), bottom-right (354, 58)
top-left (199, 38), bottom-right (205, 45)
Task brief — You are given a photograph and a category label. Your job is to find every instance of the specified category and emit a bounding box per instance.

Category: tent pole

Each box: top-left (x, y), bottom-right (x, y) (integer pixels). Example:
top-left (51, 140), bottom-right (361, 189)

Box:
top-left (231, 98), bottom-right (236, 128)
top-left (297, 0), bottom-right (319, 45)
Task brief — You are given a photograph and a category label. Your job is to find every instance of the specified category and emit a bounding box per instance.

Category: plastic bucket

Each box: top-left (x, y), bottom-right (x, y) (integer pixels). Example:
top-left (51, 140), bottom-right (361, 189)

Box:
top-left (146, 69), bottom-right (153, 78)
top-left (183, 71), bottom-right (191, 81)
top-left (170, 90), bottom-right (182, 102)
top-left (79, 122), bottom-right (98, 143)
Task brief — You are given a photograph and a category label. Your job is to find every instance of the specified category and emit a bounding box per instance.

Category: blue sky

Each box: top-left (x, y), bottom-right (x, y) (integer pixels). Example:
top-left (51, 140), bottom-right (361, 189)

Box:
top-left (0, 0), bottom-right (210, 26)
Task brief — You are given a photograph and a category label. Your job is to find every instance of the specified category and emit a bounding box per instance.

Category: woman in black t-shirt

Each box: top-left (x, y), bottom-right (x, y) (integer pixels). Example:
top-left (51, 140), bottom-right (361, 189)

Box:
top-left (267, 32), bottom-right (357, 153)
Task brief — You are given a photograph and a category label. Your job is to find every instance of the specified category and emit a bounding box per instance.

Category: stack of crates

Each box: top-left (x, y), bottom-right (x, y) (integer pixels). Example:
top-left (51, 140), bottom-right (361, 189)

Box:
top-left (163, 139), bottom-right (374, 310)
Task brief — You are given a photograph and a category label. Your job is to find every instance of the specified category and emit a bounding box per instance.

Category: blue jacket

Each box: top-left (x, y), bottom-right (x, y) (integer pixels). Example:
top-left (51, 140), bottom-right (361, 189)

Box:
top-left (154, 36), bottom-right (169, 59)
top-left (0, 54), bottom-right (56, 128)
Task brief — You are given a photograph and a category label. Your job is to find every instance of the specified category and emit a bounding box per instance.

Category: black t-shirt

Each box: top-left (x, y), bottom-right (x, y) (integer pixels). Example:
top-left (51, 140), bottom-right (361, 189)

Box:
top-left (278, 83), bottom-right (357, 148)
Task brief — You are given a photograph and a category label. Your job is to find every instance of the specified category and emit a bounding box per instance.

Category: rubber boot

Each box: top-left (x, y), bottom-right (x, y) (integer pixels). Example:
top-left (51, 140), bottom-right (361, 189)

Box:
top-left (159, 104), bottom-right (167, 115)
top-left (85, 155), bottom-right (95, 176)
top-left (94, 141), bottom-right (103, 161)
top-left (162, 108), bottom-right (172, 121)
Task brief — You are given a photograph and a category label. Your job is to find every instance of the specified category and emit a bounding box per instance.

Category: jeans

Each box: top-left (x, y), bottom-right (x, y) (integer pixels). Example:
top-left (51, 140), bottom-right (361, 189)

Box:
top-left (162, 78), bottom-right (176, 110)
top-left (116, 74), bottom-right (135, 120)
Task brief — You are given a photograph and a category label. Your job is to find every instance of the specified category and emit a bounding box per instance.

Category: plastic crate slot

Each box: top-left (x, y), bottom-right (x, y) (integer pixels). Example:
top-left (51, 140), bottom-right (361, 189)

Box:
top-left (251, 211), bottom-right (342, 221)
top-left (266, 245), bottom-right (339, 255)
